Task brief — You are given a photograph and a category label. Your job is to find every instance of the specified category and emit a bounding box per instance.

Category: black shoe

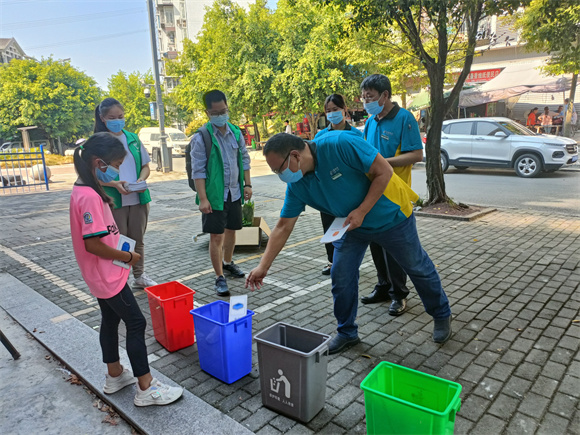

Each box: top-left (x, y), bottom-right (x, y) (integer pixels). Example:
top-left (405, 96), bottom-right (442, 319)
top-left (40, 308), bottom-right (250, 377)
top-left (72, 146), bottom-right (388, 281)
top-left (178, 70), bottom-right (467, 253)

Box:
top-left (361, 288), bottom-right (390, 304)
top-left (223, 261), bottom-right (245, 278)
top-left (388, 299), bottom-right (407, 316)
top-left (328, 335), bottom-right (361, 355)
top-left (321, 263), bottom-right (332, 275)
top-left (214, 276), bottom-right (230, 297)
top-left (433, 316), bottom-right (452, 343)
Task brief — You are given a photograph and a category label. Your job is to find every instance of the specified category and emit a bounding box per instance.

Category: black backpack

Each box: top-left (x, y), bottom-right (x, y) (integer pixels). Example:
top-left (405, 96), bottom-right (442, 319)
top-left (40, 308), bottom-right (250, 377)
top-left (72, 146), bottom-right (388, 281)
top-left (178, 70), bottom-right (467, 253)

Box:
top-left (185, 126), bottom-right (212, 192)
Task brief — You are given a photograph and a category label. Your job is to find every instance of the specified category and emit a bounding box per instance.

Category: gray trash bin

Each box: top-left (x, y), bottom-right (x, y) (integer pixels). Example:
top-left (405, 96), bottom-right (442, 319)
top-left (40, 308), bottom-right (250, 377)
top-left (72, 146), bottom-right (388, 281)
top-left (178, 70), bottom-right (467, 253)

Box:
top-left (254, 322), bottom-right (331, 423)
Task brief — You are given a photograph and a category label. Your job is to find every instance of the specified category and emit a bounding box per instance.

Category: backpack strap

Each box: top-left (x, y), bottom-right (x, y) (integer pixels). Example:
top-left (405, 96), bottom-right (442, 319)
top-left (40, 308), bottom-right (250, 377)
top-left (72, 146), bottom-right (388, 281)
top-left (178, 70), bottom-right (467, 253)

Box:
top-left (199, 125), bottom-right (212, 161)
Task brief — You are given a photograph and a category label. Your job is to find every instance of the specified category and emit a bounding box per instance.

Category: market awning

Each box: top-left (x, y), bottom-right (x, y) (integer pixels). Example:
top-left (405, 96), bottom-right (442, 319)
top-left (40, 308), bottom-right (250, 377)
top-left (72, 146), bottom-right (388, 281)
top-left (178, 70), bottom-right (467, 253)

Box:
top-left (458, 61), bottom-right (572, 108)
top-left (408, 87), bottom-right (474, 111)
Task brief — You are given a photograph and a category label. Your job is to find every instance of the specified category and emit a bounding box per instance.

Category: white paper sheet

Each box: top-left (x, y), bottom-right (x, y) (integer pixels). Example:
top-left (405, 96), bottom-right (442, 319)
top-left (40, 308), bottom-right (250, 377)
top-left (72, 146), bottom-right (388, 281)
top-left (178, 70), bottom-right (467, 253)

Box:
top-left (320, 217), bottom-right (350, 244)
top-left (228, 295), bottom-right (248, 322)
top-left (112, 235), bottom-right (136, 269)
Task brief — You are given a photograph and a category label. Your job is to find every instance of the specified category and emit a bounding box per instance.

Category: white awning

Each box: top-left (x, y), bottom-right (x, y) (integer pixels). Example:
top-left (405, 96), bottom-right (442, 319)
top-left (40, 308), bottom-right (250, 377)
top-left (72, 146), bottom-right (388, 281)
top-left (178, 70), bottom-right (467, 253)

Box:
top-left (459, 61), bottom-right (572, 108)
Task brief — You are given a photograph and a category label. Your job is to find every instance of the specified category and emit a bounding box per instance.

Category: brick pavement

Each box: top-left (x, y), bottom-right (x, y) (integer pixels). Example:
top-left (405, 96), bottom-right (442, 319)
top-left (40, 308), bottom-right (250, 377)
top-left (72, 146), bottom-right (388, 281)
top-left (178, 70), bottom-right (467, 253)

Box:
top-left (0, 173), bottom-right (579, 434)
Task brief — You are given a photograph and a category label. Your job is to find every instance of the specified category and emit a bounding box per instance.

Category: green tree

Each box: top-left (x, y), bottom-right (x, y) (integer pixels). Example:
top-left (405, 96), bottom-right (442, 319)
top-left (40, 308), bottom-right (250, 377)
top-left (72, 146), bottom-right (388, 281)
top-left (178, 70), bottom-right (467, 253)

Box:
top-left (325, 0), bottom-right (525, 205)
top-left (107, 70), bottom-right (159, 133)
top-left (168, 0), bottom-right (246, 118)
top-left (0, 58), bottom-right (100, 151)
top-left (517, 0), bottom-right (580, 137)
top-left (272, 0), bottom-right (365, 139)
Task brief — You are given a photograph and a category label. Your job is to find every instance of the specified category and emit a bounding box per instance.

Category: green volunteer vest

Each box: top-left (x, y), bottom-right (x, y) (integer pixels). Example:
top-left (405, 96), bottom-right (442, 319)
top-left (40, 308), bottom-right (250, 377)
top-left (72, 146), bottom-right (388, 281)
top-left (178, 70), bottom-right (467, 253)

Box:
top-left (195, 122), bottom-right (245, 211)
top-left (103, 130), bottom-right (152, 209)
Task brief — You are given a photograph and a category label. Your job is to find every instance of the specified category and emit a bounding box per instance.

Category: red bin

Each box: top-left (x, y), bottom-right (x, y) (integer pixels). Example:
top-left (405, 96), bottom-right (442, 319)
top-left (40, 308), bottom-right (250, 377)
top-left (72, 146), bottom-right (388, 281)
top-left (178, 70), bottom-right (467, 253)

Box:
top-left (144, 281), bottom-right (195, 352)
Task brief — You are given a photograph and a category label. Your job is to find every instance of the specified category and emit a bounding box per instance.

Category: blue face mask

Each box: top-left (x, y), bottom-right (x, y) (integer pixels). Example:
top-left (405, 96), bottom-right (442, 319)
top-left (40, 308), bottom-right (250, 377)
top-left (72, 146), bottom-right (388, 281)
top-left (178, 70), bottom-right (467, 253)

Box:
top-left (210, 113), bottom-right (229, 127)
top-left (364, 99), bottom-right (384, 116)
top-left (326, 110), bottom-right (344, 125)
top-left (278, 157), bottom-right (303, 184)
top-left (106, 119), bottom-right (125, 133)
top-left (95, 159), bottom-right (120, 183)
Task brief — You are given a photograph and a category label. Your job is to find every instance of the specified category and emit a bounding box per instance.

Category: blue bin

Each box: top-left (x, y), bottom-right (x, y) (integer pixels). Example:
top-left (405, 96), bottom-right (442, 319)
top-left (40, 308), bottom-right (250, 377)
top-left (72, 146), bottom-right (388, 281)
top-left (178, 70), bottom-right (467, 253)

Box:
top-left (190, 300), bottom-right (255, 384)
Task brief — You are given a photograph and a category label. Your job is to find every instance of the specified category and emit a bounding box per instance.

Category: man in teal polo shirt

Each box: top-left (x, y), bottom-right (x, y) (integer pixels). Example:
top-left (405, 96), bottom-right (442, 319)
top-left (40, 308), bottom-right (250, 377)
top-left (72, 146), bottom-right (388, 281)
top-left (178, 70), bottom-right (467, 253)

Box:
top-left (246, 132), bottom-right (452, 354)
top-left (360, 74), bottom-right (424, 317)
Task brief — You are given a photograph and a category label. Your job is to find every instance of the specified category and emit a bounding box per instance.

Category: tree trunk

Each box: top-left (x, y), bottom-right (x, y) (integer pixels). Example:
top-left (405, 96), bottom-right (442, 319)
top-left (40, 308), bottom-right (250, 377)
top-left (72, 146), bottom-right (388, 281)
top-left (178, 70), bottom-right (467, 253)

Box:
top-left (401, 91), bottom-right (407, 109)
top-left (425, 66), bottom-right (449, 206)
top-left (252, 120), bottom-right (261, 144)
top-left (563, 72), bottom-right (578, 138)
top-left (305, 113), bottom-right (320, 140)
top-left (261, 116), bottom-right (268, 140)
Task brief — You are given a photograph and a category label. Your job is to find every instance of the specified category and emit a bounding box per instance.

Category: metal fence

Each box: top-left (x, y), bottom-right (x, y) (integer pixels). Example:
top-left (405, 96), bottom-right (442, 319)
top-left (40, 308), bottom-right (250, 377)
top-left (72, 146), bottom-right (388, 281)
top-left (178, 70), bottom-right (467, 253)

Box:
top-left (0, 145), bottom-right (49, 195)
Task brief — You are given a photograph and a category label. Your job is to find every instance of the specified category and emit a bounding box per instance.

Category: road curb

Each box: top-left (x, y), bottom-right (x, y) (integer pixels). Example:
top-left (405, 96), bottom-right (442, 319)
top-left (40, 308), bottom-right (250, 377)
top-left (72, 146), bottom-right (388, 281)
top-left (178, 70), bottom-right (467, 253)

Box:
top-left (0, 273), bottom-right (252, 435)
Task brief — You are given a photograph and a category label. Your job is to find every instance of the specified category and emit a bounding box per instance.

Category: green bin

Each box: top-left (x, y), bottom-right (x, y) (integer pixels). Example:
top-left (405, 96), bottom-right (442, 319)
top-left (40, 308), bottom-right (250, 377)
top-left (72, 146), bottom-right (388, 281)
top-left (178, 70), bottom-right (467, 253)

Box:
top-left (360, 361), bottom-right (462, 435)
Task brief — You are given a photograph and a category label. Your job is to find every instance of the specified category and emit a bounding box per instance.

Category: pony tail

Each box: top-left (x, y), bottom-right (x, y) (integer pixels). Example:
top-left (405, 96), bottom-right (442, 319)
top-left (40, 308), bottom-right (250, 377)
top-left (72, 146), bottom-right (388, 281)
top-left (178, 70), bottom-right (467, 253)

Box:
top-left (94, 104), bottom-right (108, 133)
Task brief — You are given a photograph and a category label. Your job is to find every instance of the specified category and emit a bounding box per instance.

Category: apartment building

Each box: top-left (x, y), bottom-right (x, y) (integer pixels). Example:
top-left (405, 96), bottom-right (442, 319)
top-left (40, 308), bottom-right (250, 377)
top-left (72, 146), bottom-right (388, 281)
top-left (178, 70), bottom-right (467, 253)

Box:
top-left (0, 38), bottom-right (28, 64)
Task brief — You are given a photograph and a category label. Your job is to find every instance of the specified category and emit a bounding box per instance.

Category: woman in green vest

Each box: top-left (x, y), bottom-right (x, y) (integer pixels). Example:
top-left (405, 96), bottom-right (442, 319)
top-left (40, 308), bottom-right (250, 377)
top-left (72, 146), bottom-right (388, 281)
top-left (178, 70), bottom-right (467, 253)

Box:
top-left (94, 98), bottom-right (157, 289)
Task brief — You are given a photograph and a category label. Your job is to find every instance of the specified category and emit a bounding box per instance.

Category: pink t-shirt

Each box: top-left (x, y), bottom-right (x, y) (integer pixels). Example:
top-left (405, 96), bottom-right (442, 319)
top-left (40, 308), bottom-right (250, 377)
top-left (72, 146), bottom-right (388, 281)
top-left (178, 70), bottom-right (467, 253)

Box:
top-left (69, 185), bottom-right (129, 299)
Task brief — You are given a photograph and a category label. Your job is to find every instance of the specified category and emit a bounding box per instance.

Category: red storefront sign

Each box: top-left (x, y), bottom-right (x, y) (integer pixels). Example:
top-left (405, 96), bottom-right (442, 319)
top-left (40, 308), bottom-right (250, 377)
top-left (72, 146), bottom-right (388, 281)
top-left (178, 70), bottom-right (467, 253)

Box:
top-left (465, 68), bottom-right (503, 83)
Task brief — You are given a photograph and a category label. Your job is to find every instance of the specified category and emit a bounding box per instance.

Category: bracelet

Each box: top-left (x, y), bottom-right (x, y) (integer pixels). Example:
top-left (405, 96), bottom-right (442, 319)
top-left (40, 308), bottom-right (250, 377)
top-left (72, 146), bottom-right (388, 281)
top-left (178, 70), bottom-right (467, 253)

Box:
top-left (245, 185), bottom-right (252, 188)
top-left (125, 251), bottom-right (133, 263)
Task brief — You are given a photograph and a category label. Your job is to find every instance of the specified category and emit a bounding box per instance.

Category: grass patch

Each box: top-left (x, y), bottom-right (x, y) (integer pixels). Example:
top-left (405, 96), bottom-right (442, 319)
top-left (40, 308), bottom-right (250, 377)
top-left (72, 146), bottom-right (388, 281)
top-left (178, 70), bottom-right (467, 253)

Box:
top-left (0, 153), bottom-right (73, 169)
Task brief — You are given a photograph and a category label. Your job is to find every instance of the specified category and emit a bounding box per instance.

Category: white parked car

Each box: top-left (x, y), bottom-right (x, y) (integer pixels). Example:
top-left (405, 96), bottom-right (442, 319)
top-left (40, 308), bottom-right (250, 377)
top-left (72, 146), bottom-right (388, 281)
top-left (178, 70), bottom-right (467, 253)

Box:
top-left (138, 127), bottom-right (190, 156)
top-left (439, 117), bottom-right (578, 178)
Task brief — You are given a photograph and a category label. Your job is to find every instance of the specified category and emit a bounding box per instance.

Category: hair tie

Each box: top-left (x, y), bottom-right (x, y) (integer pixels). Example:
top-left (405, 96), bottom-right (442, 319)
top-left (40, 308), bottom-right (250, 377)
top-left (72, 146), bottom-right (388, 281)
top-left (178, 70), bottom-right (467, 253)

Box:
top-left (79, 144), bottom-right (85, 150)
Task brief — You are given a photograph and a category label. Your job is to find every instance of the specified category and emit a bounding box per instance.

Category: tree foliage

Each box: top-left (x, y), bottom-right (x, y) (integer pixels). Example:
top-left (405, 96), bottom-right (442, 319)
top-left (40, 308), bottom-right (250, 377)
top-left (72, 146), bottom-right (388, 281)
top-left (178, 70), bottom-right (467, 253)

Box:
top-left (0, 58), bottom-right (100, 144)
top-left (107, 70), bottom-right (159, 133)
top-left (325, 0), bottom-right (525, 204)
top-left (168, 0), bottom-right (367, 139)
top-left (517, 0), bottom-right (580, 75)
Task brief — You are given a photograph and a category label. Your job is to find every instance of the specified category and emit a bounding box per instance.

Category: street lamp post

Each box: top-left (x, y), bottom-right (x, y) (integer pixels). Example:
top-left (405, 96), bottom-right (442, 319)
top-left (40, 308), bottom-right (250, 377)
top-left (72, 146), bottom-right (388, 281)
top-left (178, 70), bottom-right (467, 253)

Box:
top-left (146, 0), bottom-right (172, 172)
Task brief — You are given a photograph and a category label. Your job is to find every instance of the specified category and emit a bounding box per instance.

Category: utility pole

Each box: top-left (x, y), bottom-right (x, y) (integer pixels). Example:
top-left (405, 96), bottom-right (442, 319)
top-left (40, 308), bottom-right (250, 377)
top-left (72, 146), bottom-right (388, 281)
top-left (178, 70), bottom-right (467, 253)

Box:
top-left (147, 0), bottom-right (172, 172)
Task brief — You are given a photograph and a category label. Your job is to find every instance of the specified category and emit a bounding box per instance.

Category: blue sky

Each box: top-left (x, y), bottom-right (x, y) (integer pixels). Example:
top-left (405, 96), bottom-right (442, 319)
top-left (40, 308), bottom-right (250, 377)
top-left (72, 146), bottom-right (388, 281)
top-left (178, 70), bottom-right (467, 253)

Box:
top-left (1, 0), bottom-right (277, 90)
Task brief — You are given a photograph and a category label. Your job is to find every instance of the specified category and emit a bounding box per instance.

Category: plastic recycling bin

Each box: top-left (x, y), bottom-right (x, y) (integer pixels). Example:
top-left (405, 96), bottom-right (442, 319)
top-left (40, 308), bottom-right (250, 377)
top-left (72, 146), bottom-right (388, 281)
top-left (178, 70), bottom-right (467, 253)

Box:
top-left (360, 361), bottom-right (462, 435)
top-left (254, 322), bottom-right (331, 423)
top-left (190, 300), bottom-right (254, 384)
top-left (144, 281), bottom-right (195, 352)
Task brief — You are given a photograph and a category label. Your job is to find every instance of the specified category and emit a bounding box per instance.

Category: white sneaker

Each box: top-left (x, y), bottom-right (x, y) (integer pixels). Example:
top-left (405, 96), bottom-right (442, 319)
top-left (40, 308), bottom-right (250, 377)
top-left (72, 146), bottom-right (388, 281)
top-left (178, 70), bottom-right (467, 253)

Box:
top-left (134, 378), bottom-right (184, 407)
top-left (132, 273), bottom-right (158, 288)
top-left (103, 368), bottom-right (137, 394)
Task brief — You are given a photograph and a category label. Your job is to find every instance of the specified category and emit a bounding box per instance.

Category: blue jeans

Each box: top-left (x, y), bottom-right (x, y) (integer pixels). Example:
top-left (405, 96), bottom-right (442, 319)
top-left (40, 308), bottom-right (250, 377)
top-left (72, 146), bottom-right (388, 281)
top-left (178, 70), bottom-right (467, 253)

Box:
top-left (331, 214), bottom-right (451, 338)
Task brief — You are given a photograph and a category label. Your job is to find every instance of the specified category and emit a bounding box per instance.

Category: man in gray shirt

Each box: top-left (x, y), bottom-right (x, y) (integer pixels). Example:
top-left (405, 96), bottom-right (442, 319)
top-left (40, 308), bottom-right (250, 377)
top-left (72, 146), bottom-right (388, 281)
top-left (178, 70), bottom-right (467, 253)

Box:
top-left (191, 90), bottom-right (252, 296)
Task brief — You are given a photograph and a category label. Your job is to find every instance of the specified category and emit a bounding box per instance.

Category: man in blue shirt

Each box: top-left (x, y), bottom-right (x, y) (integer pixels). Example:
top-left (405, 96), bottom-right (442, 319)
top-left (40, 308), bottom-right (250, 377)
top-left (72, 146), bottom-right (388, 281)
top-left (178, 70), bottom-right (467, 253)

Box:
top-left (360, 74), bottom-right (424, 317)
top-left (245, 132), bottom-right (452, 354)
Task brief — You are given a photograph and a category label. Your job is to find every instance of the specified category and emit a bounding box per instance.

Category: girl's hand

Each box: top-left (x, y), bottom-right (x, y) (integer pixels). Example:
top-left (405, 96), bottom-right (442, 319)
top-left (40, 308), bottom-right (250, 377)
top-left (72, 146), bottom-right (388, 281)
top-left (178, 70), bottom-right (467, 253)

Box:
top-left (112, 180), bottom-right (129, 195)
top-left (125, 251), bottom-right (141, 266)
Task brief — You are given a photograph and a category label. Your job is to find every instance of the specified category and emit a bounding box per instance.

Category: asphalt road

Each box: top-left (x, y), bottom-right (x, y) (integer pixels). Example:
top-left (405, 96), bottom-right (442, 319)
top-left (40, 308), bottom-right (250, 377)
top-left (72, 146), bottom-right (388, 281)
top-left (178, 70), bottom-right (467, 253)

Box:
top-left (171, 155), bottom-right (580, 216)
top-left (410, 166), bottom-right (580, 216)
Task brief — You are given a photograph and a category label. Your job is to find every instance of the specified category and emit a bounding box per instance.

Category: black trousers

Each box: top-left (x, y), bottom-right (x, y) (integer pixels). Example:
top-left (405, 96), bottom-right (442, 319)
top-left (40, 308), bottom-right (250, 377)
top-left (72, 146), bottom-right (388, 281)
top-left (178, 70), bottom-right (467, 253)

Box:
top-left (320, 212), bottom-right (335, 263)
top-left (97, 283), bottom-right (150, 377)
top-left (369, 242), bottom-right (410, 300)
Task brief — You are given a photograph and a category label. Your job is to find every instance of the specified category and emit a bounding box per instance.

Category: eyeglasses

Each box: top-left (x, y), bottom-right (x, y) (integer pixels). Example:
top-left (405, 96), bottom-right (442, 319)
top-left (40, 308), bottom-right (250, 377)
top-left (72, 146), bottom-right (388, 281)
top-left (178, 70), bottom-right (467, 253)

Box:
top-left (360, 93), bottom-right (382, 104)
top-left (207, 108), bottom-right (229, 117)
top-left (273, 152), bottom-right (291, 175)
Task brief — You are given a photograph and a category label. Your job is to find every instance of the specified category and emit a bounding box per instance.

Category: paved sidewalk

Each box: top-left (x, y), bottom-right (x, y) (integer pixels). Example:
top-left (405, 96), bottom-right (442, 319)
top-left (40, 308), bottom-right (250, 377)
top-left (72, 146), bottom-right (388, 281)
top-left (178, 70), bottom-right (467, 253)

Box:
top-left (0, 173), bottom-right (579, 434)
top-left (0, 307), bottom-right (134, 434)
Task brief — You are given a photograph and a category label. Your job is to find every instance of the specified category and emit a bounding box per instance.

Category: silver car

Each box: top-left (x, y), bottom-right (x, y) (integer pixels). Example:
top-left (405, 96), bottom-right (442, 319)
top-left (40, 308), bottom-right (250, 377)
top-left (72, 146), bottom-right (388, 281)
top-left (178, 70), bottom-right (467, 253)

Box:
top-left (440, 117), bottom-right (578, 178)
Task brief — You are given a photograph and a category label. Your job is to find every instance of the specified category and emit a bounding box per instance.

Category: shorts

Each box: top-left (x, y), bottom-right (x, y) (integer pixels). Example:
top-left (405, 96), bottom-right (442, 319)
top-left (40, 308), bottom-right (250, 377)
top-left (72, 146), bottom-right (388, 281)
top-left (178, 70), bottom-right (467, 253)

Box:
top-left (202, 195), bottom-right (242, 234)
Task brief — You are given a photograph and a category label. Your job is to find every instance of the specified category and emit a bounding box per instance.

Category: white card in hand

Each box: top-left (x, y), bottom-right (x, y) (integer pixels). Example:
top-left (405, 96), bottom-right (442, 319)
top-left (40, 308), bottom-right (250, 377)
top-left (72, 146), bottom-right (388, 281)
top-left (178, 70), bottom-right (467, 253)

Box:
top-left (320, 217), bottom-right (350, 244)
top-left (112, 235), bottom-right (136, 269)
top-left (228, 295), bottom-right (248, 322)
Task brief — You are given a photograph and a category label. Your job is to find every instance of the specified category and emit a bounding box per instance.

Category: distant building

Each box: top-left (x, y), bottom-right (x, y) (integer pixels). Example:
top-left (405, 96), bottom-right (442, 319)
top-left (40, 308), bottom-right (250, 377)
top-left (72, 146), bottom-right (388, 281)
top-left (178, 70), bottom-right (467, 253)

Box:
top-left (0, 38), bottom-right (28, 64)
top-left (155, 0), bottom-right (252, 92)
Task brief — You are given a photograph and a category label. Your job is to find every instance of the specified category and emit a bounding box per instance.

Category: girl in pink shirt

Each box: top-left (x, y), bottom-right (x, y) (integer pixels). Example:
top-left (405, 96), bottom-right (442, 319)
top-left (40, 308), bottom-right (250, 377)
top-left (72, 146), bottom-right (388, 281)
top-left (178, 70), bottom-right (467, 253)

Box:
top-left (70, 132), bottom-right (182, 407)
